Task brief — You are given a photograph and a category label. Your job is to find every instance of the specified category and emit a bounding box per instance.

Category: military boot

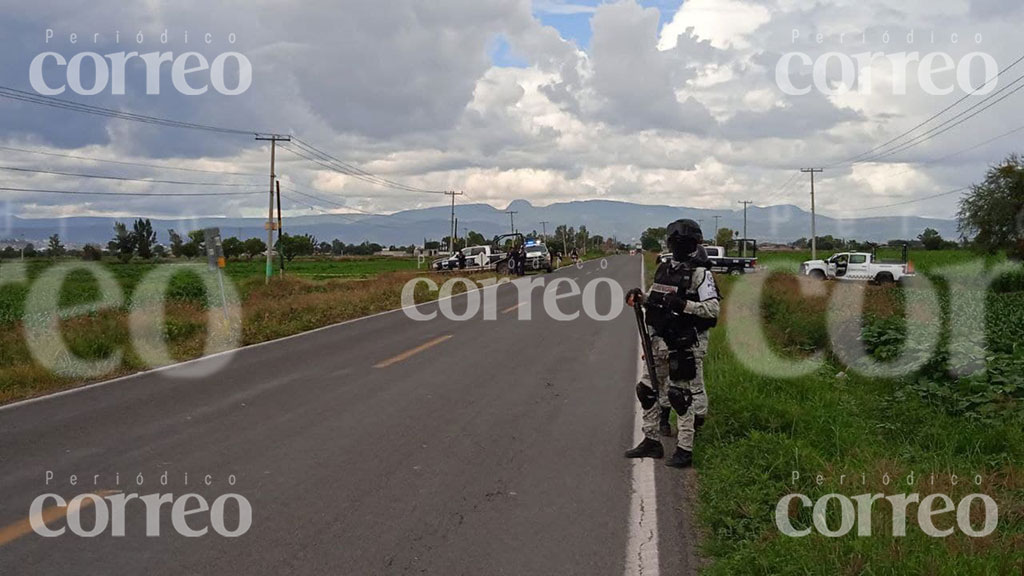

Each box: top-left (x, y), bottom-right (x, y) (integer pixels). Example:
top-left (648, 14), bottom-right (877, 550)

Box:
top-left (624, 438), bottom-right (664, 459)
top-left (659, 406), bottom-right (673, 437)
top-left (665, 447), bottom-right (693, 468)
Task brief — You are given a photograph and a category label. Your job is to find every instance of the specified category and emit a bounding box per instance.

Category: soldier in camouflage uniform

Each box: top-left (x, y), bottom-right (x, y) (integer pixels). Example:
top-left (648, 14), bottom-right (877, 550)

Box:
top-left (625, 219), bottom-right (720, 468)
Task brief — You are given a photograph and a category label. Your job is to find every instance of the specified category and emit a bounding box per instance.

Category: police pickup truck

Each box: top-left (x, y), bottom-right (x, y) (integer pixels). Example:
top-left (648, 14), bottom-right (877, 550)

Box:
top-left (522, 240), bottom-right (554, 273)
top-left (800, 249), bottom-right (915, 284)
top-left (658, 242), bottom-right (759, 275)
top-left (432, 245), bottom-right (503, 271)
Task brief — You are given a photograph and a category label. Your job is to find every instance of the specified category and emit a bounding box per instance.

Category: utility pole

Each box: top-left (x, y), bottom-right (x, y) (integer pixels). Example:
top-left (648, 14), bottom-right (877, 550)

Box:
top-left (444, 190), bottom-right (463, 253)
top-left (801, 168), bottom-right (823, 260)
top-left (506, 211), bottom-right (518, 234)
top-left (256, 134), bottom-right (291, 284)
top-left (738, 201), bottom-right (753, 257)
top-left (276, 180), bottom-right (284, 276)
top-left (539, 221), bottom-right (549, 242)
top-left (713, 215), bottom-right (722, 237)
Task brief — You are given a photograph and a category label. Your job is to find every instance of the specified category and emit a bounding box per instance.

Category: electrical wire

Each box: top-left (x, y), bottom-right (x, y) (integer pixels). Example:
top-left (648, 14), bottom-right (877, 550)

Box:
top-left (0, 186), bottom-right (261, 197)
top-left (0, 165), bottom-right (263, 187)
top-left (0, 144), bottom-right (261, 176)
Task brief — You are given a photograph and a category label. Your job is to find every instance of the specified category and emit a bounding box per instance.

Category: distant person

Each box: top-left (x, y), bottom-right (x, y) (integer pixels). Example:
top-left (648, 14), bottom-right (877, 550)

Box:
top-left (457, 249), bottom-right (466, 270)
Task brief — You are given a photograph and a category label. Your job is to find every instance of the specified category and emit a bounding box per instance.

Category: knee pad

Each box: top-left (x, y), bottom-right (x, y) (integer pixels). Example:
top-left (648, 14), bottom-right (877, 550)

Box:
top-left (667, 387), bottom-right (693, 415)
top-left (635, 382), bottom-right (658, 410)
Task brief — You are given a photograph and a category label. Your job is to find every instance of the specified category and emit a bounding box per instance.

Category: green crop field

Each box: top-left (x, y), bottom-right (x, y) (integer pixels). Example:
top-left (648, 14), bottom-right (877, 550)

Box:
top-left (655, 250), bottom-right (1024, 574)
top-left (0, 255), bottom-right (451, 403)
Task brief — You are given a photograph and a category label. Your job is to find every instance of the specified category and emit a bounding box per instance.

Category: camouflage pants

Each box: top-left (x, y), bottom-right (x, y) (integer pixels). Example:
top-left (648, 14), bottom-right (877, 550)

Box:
top-left (639, 334), bottom-right (708, 451)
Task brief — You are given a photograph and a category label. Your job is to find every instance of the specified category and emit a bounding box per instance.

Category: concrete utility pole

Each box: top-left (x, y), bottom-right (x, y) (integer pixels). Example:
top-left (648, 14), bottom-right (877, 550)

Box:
top-left (738, 201), bottom-right (753, 257)
top-left (444, 191), bottom-right (463, 253)
top-left (801, 168), bottom-right (823, 260)
top-left (256, 134), bottom-right (291, 284)
top-left (713, 215), bottom-right (722, 237)
top-left (539, 221), bottom-right (549, 242)
top-left (276, 180), bottom-right (284, 276)
top-left (506, 211), bottom-right (518, 234)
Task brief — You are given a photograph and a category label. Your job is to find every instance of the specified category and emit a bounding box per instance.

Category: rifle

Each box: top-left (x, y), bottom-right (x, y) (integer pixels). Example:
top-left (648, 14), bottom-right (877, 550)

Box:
top-left (626, 288), bottom-right (660, 395)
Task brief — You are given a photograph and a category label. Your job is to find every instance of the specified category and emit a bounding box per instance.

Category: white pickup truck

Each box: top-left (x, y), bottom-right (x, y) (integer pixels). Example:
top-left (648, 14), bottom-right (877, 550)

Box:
top-left (800, 252), bottom-right (915, 284)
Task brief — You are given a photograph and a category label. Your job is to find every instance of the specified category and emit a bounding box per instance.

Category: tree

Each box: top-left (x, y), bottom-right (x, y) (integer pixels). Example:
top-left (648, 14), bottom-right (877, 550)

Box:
top-left (167, 229), bottom-right (185, 258)
top-left (47, 234), bottom-right (65, 258)
top-left (133, 219), bottom-right (157, 259)
top-left (109, 222), bottom-right (136, 263)
top-left (81, 244), bottom-right (102, 261)
top-left (958, 154), bottom-right (1024, 258)
top-left (221, 237), bottom-right (244, 260)
top-left (179, 230), bottom-right (204, 260)
top-left (331, 239), bottom-right (345, 255)
top-left (640, 227), bottom-right (666, 252)
top-left (465, 230), bottom-right (487, 247)
top-left (317, 241), bottom-right (332, 255)
top-left (243, 237), bottom-right (267, 260)
top-left (918, 228), bottom-right (945, 251)
top-left (23, 243), bottom-right (36, 258)
top-left (714, 228), bottom-right (734, 248)
top-left (276, 233), bottom-right (315, 262)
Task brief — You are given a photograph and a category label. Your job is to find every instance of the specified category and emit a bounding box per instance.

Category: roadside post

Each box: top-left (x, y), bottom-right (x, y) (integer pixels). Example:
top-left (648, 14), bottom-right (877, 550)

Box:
top-left (204, 227), bottom-right (229, 324)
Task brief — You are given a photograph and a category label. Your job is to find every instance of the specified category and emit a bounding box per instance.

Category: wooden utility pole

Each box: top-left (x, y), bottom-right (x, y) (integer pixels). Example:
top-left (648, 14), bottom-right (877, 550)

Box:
top-left (738, 201), bottom-right (752, 257)
top-left (256, 134), bottom-right (291, 284)
top-left (801, 168), bottom-right (823, 260)
top-left (444, 190), bottom-right (463, 253)
top-left (539, 221), bottom-right (549, 242)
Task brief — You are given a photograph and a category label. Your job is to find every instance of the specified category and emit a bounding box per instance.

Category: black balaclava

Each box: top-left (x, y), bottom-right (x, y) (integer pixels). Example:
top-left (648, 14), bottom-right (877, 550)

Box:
top-left (669, 235), bottom-right (698, 261)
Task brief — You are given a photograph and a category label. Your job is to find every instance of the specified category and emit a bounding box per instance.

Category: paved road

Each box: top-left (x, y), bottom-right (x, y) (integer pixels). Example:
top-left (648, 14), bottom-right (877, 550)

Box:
top-left (0, 255), bottom-right (697, 575)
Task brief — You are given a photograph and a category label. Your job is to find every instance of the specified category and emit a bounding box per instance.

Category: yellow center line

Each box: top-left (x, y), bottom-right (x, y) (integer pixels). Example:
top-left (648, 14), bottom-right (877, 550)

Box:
top-left (374, 335), bottom-right (453, 368)
top-left (0, 490), bottom-right (120, 547)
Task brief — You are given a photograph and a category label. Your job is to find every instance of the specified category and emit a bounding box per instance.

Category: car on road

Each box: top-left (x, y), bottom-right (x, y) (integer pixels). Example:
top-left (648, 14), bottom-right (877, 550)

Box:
top-left (800, 249), bottom-right (915, 284)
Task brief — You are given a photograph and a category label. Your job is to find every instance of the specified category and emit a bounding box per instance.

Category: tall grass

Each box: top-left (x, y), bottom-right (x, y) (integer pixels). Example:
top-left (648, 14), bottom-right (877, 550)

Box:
top-left (676, 251), bottom-right (1024, 574)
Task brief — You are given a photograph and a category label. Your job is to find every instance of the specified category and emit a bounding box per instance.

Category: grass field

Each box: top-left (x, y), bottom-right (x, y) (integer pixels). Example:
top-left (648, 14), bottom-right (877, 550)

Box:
top-left (657, 250), bottom-right (1024, 574)
top-left (0, 255), bottom-right (467, 403)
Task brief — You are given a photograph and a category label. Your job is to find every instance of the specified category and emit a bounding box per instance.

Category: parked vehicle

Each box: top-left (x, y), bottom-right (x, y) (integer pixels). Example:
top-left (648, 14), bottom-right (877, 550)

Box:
top-left (523, 241), bottom-right (554, 273)
top-left (658, 239), bottom-right (759, 275)
top-left (432, 245), bottom-right (503, 271)
top-left (800, 246), bottom-right (915, 284)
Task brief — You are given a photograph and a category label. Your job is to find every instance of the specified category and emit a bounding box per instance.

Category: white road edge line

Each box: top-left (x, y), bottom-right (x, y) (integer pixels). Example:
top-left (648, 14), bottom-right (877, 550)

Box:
top-left (0, 275), bottom-right (523, 413)
top-left (625, 256), bottom-right (659, 576)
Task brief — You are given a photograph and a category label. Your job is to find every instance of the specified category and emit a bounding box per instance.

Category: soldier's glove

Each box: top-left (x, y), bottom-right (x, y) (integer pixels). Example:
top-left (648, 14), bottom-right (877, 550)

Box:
top-left (626, 288), bottom-right (644, 308)
top-left (663, 292), bottom-right (688, 315)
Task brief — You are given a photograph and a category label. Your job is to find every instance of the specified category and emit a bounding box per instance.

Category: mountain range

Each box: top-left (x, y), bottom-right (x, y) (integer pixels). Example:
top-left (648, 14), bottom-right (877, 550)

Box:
top-left (2, 200), bottom-right (959, 247)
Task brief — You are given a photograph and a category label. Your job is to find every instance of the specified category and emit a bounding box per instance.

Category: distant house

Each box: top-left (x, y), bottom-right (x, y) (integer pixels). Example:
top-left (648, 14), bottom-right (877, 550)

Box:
top-left (416, 246), bottom-right (441, 258)
top-left (375, 250), bottom-right (410, 257)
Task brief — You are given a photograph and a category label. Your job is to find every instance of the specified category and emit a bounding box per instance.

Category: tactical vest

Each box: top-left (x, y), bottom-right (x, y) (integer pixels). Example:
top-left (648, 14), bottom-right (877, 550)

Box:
top-left (644, 260), bottom-right (717, 348)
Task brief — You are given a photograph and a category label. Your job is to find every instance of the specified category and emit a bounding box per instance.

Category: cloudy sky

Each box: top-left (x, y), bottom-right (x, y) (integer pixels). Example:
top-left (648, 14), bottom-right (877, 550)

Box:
top-left (1, 0), bottom-right (1022, 224)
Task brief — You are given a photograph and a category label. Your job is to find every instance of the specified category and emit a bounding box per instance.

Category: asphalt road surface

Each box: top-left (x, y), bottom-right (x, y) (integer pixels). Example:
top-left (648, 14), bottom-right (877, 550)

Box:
top-left (0, 255), bottom-right (698, 575)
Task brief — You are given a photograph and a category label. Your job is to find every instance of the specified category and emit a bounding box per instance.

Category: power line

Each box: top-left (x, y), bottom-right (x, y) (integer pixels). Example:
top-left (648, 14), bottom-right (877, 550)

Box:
top-left (0, 144), bottom-right (261, 176)
top-left (0, 165), bottom-right (262, 187)
top-left (847, 186), bottom-right (970, 212)
top-left (0, 85), bottom-right (262, 136)
top-left (0, 186), bottom-right (260, 197)
top-left (284, 139), bottom-right (445, 194)
top-left (837, 52), bottom-right (1024, 166)
top-left (855, 77), bottom-right (1024, 164)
